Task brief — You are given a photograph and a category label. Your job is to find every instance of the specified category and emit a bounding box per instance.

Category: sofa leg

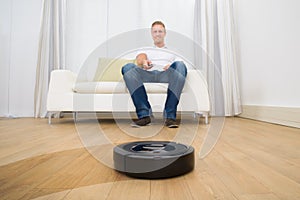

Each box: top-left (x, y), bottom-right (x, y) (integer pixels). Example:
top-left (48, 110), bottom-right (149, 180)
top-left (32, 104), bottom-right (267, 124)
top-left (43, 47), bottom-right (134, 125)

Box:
top-left (194, 112), bottom-right (209, 124)
top-left (73, 112), bottom-right (77, 122)
top-left (204, 113), bottom-right (209, 124)
top-left (48, 112), bottom-right (53, 125)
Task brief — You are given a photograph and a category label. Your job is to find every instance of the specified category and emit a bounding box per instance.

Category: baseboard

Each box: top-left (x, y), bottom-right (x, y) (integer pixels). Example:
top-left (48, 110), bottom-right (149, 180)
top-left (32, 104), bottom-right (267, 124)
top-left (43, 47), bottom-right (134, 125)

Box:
top-left (238, 105), bottom-right (300, 128)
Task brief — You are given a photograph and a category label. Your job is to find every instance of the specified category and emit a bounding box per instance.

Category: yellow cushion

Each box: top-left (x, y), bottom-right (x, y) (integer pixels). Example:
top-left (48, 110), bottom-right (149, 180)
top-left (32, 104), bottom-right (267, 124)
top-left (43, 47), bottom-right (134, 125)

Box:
top-left (93, 58), bottom-right (135, 82)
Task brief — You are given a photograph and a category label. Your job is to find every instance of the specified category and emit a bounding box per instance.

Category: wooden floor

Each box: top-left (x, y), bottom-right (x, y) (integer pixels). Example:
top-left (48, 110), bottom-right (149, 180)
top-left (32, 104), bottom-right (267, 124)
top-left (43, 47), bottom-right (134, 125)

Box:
top-left (0, 116), bottom-right (300, 200)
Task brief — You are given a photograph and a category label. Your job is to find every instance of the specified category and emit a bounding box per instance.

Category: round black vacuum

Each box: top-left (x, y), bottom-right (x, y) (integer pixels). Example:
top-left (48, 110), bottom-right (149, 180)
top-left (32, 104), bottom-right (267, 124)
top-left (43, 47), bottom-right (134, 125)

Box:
top-left (113, 141), bottom-right (194, 179)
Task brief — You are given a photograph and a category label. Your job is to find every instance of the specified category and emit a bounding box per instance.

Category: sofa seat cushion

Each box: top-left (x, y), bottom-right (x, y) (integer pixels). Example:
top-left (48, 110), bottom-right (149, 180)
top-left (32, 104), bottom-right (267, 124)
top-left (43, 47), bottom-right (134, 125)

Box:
top-left (73, 82), bottom-right (126, 94)
top-left (73, 82), bottom-right (171, 94)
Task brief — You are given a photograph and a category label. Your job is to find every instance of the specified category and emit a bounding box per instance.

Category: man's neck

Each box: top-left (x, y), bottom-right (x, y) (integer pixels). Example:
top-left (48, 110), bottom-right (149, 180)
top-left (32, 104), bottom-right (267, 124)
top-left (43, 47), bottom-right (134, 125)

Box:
top-left (154, 42), bottom-right (165, 48)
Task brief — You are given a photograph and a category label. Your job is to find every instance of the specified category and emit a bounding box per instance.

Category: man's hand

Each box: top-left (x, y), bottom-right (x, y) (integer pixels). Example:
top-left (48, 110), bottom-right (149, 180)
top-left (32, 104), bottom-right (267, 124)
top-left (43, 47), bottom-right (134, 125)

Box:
top-left (163, 64), bottom-right (171, 71)
top-left (143, 60), bottom-right (153, 70)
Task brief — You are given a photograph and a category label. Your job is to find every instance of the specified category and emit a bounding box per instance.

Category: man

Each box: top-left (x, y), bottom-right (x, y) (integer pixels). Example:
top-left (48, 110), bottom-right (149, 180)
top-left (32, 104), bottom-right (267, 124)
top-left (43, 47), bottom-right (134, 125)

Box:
top-left (121, 21), bottom-right (187, 128)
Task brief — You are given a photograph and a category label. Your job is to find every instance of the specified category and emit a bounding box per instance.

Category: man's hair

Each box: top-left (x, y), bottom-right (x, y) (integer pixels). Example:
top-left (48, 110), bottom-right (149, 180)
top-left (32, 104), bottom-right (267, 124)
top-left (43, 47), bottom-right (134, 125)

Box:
top-left (151, 21), bottom-right (166, 29)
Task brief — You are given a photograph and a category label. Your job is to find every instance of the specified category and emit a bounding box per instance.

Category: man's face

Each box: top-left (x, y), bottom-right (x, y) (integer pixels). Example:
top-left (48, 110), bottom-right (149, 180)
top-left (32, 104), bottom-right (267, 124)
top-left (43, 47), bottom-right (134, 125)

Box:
top-left (151, 24), bottom-right (166, 45)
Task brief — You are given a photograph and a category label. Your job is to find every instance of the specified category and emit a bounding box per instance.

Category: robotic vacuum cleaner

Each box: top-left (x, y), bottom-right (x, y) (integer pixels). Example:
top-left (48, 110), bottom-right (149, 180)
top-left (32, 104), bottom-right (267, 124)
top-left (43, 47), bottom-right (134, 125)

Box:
top-left (113, 141), bottom-right (194, 179)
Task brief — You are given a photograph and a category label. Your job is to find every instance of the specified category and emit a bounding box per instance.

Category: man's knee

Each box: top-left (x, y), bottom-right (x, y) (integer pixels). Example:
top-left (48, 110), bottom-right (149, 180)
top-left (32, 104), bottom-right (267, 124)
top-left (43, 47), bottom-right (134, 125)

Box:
top-left (121, 63), bottom-right (136, 75)
top-left (171, 61), bottom-right (187, 77)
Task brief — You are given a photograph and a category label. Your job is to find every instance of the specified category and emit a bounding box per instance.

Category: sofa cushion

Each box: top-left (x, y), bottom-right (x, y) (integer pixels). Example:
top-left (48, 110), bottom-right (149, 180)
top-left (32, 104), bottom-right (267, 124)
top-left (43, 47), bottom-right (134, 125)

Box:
top-left (93, 58), bottom-right (135, 82)
top-left (73, 82), bottom-right (126, 94)
top-left (73, 82), bottom-right (170, 94)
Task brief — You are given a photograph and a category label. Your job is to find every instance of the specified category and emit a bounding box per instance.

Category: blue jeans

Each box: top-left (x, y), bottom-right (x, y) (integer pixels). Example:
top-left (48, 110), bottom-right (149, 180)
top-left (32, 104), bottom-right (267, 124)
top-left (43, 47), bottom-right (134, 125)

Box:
top-left (121, 61), bottom-right (187, 120)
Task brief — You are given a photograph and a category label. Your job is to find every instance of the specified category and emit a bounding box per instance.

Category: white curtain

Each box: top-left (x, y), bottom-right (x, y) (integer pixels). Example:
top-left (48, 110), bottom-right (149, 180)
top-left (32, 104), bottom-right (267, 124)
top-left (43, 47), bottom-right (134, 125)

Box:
top-left (194, 0), bottom-right (241, 116)
top-left (34, 0), bottom-right (66, 118)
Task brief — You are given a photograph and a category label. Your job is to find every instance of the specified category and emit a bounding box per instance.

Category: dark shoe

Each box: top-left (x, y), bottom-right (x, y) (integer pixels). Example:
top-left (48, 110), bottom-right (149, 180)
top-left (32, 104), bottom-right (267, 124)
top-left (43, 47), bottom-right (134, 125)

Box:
top-left (131, 116), bottom-right (151, 127)
top-left (165, 118), bottom-right (179, 128)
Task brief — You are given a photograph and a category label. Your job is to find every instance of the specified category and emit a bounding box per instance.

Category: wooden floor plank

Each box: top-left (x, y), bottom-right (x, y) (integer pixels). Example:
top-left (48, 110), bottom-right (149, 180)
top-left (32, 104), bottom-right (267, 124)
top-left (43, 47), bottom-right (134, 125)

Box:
top-left (107, 179), bottom-right (151, 200)
top-left (204, 150), bottom-right (271, 197)
top-left (238, 193), bottom-right (281, 200)
top-left (150, 176), bottom-right (194, 200)
top-left (220, 118), bottom-right (300, 183)
top-left (222, 150), bottom-right (300, 200)
top-left (64, 183), bottom-right (114, 200)
top-left (185, 159), bottom-right (238, 200)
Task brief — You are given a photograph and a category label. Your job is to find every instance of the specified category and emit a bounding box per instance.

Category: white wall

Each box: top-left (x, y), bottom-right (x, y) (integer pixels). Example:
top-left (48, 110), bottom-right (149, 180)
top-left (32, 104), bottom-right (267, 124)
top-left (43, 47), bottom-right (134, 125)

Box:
top-left (0, 0), bottom-right (42, 117)
top-left (235, 0), bottom-right (300, 108)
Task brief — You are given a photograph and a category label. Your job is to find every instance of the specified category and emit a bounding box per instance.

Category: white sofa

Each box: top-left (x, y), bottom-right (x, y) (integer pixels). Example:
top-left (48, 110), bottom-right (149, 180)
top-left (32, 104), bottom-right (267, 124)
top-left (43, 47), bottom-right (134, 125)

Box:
top-left (46, 58), bottom-right (210, 124)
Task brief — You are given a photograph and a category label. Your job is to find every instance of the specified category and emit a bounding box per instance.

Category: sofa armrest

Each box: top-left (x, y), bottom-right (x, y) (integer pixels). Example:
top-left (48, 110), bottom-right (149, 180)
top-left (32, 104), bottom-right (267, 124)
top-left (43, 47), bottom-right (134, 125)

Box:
top-left (47, 70), bottom-right (77, 114)
top-left (48, 70), bottom-right (77, 94)
top-left (185, 70), bottom-right (210, 112)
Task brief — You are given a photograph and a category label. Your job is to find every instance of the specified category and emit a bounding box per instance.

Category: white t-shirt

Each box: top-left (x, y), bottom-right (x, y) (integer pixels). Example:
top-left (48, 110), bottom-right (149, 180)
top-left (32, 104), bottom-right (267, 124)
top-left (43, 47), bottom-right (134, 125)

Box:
top-left (136, 46), bottom-right (179, 71)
